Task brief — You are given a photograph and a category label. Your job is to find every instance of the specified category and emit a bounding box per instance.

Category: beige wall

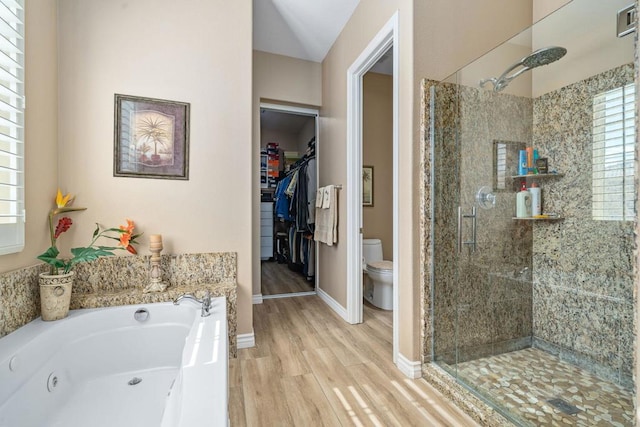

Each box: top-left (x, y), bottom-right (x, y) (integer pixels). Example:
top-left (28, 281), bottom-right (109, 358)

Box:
top-left (319, 0), bottom-right (416, 358)
top-left (253, 51), bottom-right (322, 107)
top-left (56, 0), bottom-right (254, 334)
top-left (533, 0), bottom-right (571, 22)
top-left (363, 72), bottom-right (393, 261)
top-left (252, 51), bottom-right (322, 297)
top-left (0, 1), bottom-right (59, 274)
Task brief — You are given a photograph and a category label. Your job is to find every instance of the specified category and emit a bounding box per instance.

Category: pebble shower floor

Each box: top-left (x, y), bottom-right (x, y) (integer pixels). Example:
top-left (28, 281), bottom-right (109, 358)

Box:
top-left (451, 348), bottom-right (633, 426)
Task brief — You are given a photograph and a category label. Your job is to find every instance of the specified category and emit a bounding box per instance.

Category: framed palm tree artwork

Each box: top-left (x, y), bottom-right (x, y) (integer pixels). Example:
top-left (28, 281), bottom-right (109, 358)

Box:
top-left (114, 94), bottom-right (190, 179)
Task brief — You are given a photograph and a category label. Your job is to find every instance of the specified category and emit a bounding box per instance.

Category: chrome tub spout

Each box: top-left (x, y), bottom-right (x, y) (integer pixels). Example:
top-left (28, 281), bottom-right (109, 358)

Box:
top-left (173, 290), bottom-right (212, 317)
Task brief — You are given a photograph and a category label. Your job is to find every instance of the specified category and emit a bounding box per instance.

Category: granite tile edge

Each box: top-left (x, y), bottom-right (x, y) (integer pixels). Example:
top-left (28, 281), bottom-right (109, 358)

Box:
top-left (422, 363), bottom-right (513, 427)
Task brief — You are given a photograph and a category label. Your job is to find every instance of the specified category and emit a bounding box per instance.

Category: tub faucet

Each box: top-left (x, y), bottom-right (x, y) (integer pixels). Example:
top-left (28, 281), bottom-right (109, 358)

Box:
top-left (173, 290), bottom-right (212, 317)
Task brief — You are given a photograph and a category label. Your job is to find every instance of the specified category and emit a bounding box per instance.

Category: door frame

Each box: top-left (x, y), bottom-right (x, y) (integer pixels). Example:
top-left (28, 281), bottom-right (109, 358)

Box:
top-left (346, 12), bottom-right (399, 363)
top-left (258, 102), bottom-right (320, 299)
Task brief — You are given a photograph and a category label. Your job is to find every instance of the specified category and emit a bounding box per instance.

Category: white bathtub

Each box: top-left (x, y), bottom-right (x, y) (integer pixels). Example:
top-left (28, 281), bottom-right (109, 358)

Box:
top-left (0, 297), bottom-right (228, 427)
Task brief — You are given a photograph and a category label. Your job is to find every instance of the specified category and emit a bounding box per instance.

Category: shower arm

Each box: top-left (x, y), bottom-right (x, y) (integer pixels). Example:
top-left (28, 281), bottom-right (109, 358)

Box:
top-left (479, 61), bottom-right (531, 91)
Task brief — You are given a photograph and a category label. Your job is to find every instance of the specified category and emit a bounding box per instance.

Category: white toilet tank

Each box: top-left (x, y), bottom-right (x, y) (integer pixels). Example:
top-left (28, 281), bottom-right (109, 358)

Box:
top-left (362, 238), bottom-right (383, 265)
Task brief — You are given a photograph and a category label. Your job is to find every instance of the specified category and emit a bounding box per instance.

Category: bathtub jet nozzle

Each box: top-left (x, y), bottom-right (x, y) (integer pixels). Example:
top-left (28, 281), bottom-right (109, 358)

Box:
top-left (128, 377), bottom-right (142, 386)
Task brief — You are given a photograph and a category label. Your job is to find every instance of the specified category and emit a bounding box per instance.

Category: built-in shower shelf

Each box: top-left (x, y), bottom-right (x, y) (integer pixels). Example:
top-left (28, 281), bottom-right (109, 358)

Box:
top-left (512, 216), bottom-right (564, 221)
top-left (511, 173), bottom-right (564, 179)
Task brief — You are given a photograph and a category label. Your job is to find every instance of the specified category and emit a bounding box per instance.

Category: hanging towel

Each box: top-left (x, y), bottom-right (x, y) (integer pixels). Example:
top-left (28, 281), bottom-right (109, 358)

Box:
top-left (316, 187), bottom-right (324, 208)
top-left (314, 185), bottom-right (338, 246)
top-left (322, 186), bottom-right (331, 208)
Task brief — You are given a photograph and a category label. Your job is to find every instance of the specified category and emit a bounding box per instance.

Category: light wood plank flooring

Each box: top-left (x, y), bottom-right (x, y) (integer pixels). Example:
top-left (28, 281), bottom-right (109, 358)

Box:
top-left (230, 296), bottom-right (479, 426)
top-left (261, 261), bottom-right (314, 296)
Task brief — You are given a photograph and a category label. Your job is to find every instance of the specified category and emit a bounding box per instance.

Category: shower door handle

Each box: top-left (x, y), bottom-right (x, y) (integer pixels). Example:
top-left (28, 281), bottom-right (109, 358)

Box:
top-left (457, 206), bottom-right (477, 253)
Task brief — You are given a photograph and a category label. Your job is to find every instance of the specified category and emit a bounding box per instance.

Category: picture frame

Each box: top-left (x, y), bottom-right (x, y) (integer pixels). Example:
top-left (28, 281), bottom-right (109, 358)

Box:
top-left (114, 94), bottom-right (190, 180)
top-left (362, 165), bottom-right (374, 206)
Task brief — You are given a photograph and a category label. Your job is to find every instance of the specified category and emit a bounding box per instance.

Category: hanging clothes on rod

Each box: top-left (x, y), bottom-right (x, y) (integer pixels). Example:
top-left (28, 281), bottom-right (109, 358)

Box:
top-left (272, 136), bottom-right (317, 280)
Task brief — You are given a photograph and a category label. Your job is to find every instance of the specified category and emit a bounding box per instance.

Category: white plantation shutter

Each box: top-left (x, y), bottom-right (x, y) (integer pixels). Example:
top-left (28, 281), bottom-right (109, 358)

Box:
top-left (0, 0), bottom-right (24, 254)
top-left (592, 83), bottom-right (635, 221)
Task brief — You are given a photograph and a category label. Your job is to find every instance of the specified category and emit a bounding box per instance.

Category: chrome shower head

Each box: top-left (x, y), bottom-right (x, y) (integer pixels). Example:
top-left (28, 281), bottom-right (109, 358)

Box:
top-left (522, 46), bottom-right (567, 68)
top-left (479, 46), bottom-right (567, 92)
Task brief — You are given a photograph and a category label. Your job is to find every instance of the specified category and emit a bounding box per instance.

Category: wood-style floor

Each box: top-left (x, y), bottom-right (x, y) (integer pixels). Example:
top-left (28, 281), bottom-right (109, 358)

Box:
top-left (261, 261), bottom-right (314, 296)
top-left (230, 296), bottom-right (479, 426)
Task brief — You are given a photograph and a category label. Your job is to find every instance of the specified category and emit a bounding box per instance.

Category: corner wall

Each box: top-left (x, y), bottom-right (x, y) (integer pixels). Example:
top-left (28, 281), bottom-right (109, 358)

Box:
top-left (533, 64), bottom-right (635, 386)
top-left (56, 0), bottom-right (254, 334)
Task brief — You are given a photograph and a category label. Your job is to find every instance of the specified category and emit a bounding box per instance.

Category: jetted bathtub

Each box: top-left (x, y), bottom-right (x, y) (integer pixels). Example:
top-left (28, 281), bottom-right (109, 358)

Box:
top-left (0, 297), bottom-right (228, 427)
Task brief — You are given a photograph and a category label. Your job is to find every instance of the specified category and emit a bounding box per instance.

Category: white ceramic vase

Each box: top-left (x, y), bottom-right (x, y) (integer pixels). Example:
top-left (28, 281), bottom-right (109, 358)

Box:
top-left (39, 271), bottom-right (74, 321)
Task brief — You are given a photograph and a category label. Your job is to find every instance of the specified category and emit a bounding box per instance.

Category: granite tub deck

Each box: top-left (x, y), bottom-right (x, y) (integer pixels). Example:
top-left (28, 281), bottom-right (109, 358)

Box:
top-left (0, 252), bottom-right (238, 358)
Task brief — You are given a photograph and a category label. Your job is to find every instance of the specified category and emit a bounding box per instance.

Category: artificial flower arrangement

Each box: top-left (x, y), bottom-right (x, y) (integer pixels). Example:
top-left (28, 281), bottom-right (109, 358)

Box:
top-left (37, 189), bottom-right (141, 275)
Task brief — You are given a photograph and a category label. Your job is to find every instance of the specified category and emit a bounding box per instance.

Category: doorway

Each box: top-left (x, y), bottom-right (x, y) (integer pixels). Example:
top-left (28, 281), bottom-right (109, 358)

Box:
top-left (346, 13), bottom-right (400, 367)
top-left (259, 103), bottom-right (319, 300)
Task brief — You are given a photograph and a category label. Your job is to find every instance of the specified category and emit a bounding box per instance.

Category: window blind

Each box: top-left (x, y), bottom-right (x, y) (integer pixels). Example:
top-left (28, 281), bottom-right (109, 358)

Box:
top-left (0, 0), bottom-right (24, 254)
top-left (495, 142), bottom-right (507, 190)
top-left (592, 83), bottom-right (635, 221)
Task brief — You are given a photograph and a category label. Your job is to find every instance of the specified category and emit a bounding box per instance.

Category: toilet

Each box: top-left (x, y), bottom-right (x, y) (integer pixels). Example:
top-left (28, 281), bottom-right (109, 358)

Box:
top-left (362, 238), bottom-right (393, 310)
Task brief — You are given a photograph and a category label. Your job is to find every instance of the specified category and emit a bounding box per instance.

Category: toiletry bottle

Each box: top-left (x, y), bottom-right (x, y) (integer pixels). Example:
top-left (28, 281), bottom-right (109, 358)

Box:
top-left (516, 181), bottom-right (531, 218)
top-left (518, 150), bottom-right (527, 176)
top-left (529, 182), bottom-right (541, 216)
top-left (525, 147), bottom-right (534, 175)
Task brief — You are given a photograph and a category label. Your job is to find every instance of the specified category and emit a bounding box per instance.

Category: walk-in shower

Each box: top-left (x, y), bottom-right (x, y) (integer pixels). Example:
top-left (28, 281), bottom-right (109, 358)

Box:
top-left (425, 0), bottom-right (636, 425)
top-left (479, 46), bottom-right (567, 92)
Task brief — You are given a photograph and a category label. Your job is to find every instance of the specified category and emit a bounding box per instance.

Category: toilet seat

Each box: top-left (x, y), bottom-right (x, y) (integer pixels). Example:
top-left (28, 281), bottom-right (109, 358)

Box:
top-left (366, 260), bottom-right (393, 274)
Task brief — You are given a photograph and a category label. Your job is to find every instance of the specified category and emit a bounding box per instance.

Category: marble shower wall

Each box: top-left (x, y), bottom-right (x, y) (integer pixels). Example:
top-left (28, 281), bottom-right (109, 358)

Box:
top-left (423, 63), bottom-right (635, 388)
top-left (532, 63), bottom-right (635, 387)
top-left (427, 78), bottom-right (534, 363)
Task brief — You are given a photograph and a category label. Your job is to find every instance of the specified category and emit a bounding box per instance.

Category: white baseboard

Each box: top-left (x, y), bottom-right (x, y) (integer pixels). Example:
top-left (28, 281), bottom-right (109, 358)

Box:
top-left (237, 331), bottom-right (255, 349)
top-left (396, 353), bottom-right (422, 379)
top-left (262, 291), bottom-right (316, 300)
top-left (317, 287), bottom-right (348, 322)
top-left (252, 293), bottom-right (263, 304)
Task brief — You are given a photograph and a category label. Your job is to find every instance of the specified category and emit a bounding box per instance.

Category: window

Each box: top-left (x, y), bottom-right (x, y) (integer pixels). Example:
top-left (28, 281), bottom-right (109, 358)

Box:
top-left (592, 83), bottom-right (635, 221)
top-left (0, 0), bottom-right (24, 254)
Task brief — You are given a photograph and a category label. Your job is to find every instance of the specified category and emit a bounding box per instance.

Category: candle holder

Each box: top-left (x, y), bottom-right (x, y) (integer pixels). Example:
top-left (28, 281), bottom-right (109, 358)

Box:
top-left (144, 240), bottom-right (168, 293)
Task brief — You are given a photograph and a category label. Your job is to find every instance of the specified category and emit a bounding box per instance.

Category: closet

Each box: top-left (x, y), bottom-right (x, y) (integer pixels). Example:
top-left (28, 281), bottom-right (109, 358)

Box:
top-left (259, 106), bottom-right (318, 298)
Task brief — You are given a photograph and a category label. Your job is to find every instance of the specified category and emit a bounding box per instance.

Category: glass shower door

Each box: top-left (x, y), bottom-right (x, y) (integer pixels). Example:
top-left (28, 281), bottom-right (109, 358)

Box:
top-left (431, 64), bottom-right (535, 417)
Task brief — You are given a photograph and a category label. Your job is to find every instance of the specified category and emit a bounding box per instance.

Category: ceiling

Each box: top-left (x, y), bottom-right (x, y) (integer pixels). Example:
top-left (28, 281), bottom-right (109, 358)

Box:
top-left (253, 0), bottom-right (360, 62)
